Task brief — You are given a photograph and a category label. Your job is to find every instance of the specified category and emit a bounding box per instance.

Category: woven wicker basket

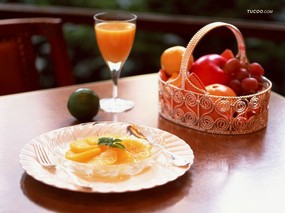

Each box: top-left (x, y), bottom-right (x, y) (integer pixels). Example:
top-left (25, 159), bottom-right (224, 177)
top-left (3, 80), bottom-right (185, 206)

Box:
top-left (158, 22), bottom-right (272, 135)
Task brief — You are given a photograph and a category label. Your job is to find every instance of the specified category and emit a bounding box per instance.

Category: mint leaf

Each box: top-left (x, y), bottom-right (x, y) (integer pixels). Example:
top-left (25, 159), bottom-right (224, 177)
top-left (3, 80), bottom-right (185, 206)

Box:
top-left (98, 137), bottom-right (125, 150)
top-left (111, 143), bottom-right (125, 150)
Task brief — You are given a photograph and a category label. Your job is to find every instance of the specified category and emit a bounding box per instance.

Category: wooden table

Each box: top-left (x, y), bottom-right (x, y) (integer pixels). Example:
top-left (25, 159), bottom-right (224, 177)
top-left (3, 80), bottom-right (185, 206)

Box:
top-left (1, 73), bottom-right (285, 213)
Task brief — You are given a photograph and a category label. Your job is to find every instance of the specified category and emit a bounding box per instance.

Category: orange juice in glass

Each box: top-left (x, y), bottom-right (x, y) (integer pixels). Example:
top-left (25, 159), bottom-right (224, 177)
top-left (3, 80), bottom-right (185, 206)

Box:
top-left (94, 12), bottom-right (137, 113)
top-left (95, 22), bottom-right (135, 63)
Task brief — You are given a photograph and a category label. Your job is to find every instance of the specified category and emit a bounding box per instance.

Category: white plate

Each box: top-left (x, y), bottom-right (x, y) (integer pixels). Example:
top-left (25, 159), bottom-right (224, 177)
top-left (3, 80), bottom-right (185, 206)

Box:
top-left (19, 122), bottom-right (194, 193)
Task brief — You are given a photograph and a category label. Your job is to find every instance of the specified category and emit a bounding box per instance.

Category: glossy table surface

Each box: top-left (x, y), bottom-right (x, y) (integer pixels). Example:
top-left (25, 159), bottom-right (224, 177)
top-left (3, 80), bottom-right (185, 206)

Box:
top-left (1, 73), bottom-right (285, 213)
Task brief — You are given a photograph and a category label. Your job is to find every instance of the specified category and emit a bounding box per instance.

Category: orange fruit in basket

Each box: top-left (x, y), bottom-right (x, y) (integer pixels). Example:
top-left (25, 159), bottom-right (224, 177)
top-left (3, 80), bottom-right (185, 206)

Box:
top-left (202, 84), bottom-right (237, 122)
top-left (167, 72), bottom-right (181, 87)
top-left (160, 46), bottom-right (194, 76)
top-left (206, 84), bottom-right (236, 97)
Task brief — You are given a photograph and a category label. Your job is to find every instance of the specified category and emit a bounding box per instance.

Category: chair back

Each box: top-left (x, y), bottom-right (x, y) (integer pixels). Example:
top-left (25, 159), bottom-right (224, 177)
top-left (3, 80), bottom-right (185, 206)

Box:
top-left (0, 18), bottom-right (74, 95)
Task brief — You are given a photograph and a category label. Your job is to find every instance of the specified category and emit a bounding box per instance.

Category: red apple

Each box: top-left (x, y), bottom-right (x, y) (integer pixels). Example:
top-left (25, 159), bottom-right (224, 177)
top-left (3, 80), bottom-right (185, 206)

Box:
top-left (191, 54), bottom-right (230, 86)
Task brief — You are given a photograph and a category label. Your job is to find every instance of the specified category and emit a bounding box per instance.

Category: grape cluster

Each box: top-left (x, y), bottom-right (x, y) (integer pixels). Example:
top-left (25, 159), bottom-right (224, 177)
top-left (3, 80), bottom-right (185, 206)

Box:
top-left (223, 58), bottom-right (264, 95)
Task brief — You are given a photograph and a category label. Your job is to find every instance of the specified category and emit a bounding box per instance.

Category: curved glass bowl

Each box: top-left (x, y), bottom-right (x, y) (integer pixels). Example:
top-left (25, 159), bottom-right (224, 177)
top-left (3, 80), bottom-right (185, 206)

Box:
top-left (52, 122), bottom-right (164, 178)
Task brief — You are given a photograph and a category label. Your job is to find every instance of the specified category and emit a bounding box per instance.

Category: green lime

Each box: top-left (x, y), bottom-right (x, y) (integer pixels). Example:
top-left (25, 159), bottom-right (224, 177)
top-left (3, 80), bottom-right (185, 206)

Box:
top-left (67, 88), bottom-right (100, 121)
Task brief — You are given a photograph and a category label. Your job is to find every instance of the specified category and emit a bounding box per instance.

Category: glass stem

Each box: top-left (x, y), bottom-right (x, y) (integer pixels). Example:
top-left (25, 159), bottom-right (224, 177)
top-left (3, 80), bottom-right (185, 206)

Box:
top-left (108, 61), bottom-right (124, 100)
top-left (111, 69), bottom-right (120, 99)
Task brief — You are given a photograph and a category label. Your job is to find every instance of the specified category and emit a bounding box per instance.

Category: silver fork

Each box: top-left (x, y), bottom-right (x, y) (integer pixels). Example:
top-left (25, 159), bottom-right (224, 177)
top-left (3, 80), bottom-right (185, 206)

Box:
top-left (33, 143), bottom-right (92, 190)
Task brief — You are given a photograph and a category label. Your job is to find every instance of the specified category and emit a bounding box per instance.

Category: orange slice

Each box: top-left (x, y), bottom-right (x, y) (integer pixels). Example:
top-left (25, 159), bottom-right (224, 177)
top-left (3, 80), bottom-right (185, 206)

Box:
top-left (85, 136), bottom-right (99, 145)
top-left (115, 148), bottom-right (135, 164)
top-left (65, 148), bottom-right (102, 162)
top-left (91, 148), bottom-right (118, 165)
top-left (122, 139), bottom-right (151, 161)
top-left (69, 139), bottom-right (98, 153)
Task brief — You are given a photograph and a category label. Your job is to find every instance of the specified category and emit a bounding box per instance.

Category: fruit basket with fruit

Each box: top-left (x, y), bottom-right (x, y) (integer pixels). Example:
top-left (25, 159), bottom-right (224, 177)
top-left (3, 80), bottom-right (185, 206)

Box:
top-left (158, 22), bottom-right (272, 135)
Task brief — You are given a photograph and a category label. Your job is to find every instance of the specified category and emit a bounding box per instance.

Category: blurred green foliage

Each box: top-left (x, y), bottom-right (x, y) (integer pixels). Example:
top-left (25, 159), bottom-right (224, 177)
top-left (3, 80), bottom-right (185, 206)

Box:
top-left (2, 0), bottom-right (285, 95)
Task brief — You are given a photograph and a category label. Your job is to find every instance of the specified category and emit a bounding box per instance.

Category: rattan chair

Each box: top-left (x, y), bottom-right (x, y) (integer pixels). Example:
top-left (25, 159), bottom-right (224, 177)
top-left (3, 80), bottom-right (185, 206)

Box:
top-left (0, 18), bottom-right (75, 95)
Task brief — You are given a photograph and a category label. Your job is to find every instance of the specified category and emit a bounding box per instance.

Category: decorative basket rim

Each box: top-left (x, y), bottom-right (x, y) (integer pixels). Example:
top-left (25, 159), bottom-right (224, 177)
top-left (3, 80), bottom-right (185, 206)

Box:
top-left (159, 75), bottom-right (272, 99)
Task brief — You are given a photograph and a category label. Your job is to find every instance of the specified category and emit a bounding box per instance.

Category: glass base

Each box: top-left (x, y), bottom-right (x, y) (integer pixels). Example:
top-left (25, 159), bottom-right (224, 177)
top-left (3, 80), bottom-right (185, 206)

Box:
top-left (100, 98), bottom-right (134, 113)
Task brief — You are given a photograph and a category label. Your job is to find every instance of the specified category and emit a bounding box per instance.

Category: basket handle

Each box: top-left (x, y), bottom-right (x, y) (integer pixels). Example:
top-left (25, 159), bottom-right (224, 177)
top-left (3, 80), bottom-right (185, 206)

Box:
top-left (180, 22), bottom-right (248, 90)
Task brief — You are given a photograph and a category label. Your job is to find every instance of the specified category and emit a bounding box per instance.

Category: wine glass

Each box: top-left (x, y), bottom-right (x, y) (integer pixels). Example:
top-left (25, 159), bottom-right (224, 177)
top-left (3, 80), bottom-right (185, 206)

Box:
top-left (94, 11), bottom-right (137, 113)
